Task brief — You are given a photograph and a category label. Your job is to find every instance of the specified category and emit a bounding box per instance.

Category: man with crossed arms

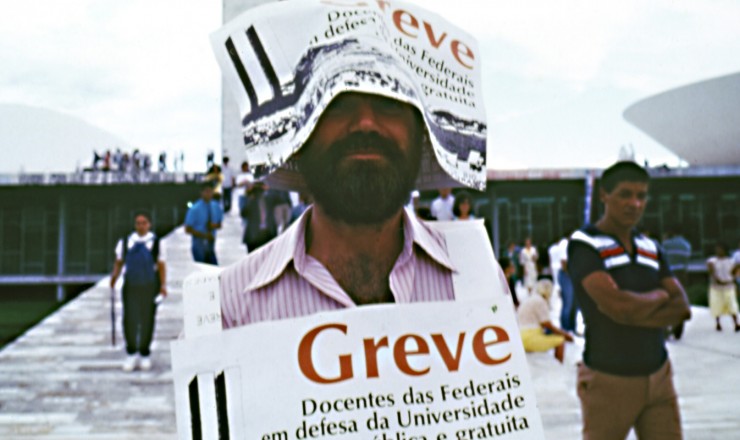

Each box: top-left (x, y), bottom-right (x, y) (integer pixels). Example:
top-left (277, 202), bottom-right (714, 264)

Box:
top-left (568, 161), bottom-right (691, 439)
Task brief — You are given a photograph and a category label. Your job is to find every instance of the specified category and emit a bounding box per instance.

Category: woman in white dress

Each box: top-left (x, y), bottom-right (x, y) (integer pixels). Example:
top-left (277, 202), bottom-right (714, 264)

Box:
top-left (707, 243), bottom-right (740, 332)
top-left (519, 237), bottom-right (539, 294)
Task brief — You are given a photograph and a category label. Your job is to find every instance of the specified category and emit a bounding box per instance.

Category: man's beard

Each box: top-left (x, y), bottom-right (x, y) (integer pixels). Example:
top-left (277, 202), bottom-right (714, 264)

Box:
top-left (298, 131), bottom-right (421, 225)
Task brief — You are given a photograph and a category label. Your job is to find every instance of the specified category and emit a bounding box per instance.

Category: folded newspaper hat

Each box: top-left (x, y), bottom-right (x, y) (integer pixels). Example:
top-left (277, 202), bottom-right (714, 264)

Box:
top-left (211, 0), bottom-right (488, 191)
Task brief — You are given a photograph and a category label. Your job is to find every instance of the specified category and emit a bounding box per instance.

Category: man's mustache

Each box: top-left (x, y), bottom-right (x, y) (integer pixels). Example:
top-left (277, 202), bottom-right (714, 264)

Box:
top-left (326, 132), bottom-right (403, 162)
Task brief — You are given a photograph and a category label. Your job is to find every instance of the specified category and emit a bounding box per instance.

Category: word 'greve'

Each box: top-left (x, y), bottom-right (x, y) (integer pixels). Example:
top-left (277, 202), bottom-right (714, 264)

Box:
top-left (298, 323), bottom-right (512, 384)
top-left (322, 0), bottom-right (476, 69)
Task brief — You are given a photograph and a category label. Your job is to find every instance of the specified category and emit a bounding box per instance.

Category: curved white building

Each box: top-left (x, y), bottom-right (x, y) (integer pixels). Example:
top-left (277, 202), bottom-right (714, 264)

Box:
top-left (0, 104), bottom-right (130, 173)
top-left (624, 73), bottom-right (740, 166)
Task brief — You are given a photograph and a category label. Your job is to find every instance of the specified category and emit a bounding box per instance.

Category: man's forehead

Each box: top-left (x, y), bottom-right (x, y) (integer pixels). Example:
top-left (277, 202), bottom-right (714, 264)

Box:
top-left (326, 91), bottom-right (414, 109)
top-left (314, 91), bottom-right (421, 131)
top-left (611, 180), bottom-right (649, 192)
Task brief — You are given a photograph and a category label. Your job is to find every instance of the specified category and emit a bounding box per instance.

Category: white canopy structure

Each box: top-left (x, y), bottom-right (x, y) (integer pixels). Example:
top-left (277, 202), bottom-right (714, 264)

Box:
top-left (0, 104), bottom-right (130, 173)
top-left (624, 73), bottom-right (740, 166)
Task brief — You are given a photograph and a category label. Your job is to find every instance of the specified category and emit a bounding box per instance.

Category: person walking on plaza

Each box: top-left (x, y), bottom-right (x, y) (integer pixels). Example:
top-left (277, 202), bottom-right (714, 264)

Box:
top-left (662, 227), bottom-right (692, 286)
top-left (499, 256), bottom-right (520, 308)
top-left (206, 149), bottom-right (215, 170)
top-left (556, 235), bottom-right (577, 333)
top-left (662, 226), bottom-right (692, 339)
top-left (519, 237), bottom-right (538, 294)
top-left (204, 164), bottom-right (224, 202)
top-left (269, 188), bottom-right (293, 234)
top-left (707, 243), bottom-right (740, 332)
top-left (452, 191), bottom-right (475, 220)
top-left (185, 182), bottom-right (223, 265)
top-left (109, 212), bottom-right (167, 372)
top-left (569, 161), bottom-right (691, 439)
top-left (430, 187), bottom-right (454, 221)
top-left (548, 239), bottom-right (563, 288)
top-left (537, 245), bottom-right (553, 281)
top-left (240, 181), bottom-right (277, 253)
top-left (732, 240), bottom-right (740, 291)
top-left (158, 151), bottom-right (167, 172)
top-left (235, 160), bottom-right (254, 218)
top-left (517, 279), bottom-right (573, 363)
top-left (505, 240), bottom-right (523, 289)
top-left (221, 157), bottom-right (236, 213)
top-left (290, 192), bottom-right (311, 225)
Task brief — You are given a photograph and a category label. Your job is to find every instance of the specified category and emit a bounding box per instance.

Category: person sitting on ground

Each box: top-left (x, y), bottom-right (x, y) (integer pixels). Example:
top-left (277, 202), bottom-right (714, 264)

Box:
top-left (707, 243), bottom-right (740, 332)
top-left (517, 279), bottom-right (573, 363)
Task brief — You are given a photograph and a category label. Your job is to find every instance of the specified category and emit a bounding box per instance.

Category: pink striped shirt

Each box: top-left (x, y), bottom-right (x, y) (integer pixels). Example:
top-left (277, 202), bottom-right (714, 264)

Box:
top-left (220, 207), bottom-right (456, 328)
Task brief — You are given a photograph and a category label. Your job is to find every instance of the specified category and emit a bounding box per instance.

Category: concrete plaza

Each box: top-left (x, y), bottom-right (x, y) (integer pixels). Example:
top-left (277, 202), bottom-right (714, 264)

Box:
top-left (1, 211), bottom-right (738, 439)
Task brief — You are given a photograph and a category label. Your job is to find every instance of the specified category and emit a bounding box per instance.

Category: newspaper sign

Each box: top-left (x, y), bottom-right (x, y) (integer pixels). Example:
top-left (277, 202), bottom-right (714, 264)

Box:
top-left (172, 298), bottom-right (544, 439)
top-left (211, 0), bottom-right (488, 190)
top-left (182, 264), bottom-right (224, 339)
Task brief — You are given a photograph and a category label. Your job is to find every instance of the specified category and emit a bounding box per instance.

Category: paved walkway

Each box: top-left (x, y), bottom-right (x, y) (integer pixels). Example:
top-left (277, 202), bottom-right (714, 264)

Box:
top-left (1, 210), bottom-right (739, 439)
top-left (0, 210), bottom-right (245, 440)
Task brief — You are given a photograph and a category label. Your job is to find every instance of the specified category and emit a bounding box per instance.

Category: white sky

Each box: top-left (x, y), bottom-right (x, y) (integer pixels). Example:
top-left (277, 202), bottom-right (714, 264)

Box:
top-left (1, 0), bottom-right (739, 172)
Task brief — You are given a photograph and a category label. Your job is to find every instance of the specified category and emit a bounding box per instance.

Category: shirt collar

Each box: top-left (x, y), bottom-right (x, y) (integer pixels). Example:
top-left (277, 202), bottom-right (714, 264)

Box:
top-left (240, 206), bottom-right (455, 293)
top-left (239, 211), bottom-right (303, 293)
top-left (403, 207), bottom-right (455, 271)
top-left (128, 231), bottom-right (154, 242)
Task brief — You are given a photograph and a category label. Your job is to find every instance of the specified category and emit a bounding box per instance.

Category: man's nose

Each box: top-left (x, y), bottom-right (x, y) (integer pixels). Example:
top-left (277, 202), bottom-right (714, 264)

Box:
top-left (629, 195), bottom-right (644, 208)
top-left (348, 100), bottom-right (382, 133)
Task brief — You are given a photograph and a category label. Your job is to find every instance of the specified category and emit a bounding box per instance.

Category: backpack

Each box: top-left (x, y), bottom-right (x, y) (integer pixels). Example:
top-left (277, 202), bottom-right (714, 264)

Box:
top-left (122, 234), bottom-right (160, 286)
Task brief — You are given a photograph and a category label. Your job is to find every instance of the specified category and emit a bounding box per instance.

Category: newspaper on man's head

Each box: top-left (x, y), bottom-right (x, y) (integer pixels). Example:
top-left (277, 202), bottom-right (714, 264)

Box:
top-left (211, 0), bottom-right (488, 190)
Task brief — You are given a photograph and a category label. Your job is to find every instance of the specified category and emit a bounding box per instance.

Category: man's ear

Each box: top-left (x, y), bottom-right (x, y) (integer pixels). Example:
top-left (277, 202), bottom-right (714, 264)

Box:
top-left (598, 187), bottom-right (608, 203)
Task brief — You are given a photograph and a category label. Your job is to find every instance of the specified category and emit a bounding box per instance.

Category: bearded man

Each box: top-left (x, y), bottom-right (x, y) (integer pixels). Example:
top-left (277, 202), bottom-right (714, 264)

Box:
top-left (214, 0), bottom-right (506, 328)
top-left (220, 88), bottom-right (499, 326)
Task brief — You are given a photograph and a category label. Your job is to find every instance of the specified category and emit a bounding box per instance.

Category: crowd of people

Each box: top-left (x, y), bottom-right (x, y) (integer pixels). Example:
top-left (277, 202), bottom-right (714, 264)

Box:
top-left (90, 149), bottom-right (186, 173)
